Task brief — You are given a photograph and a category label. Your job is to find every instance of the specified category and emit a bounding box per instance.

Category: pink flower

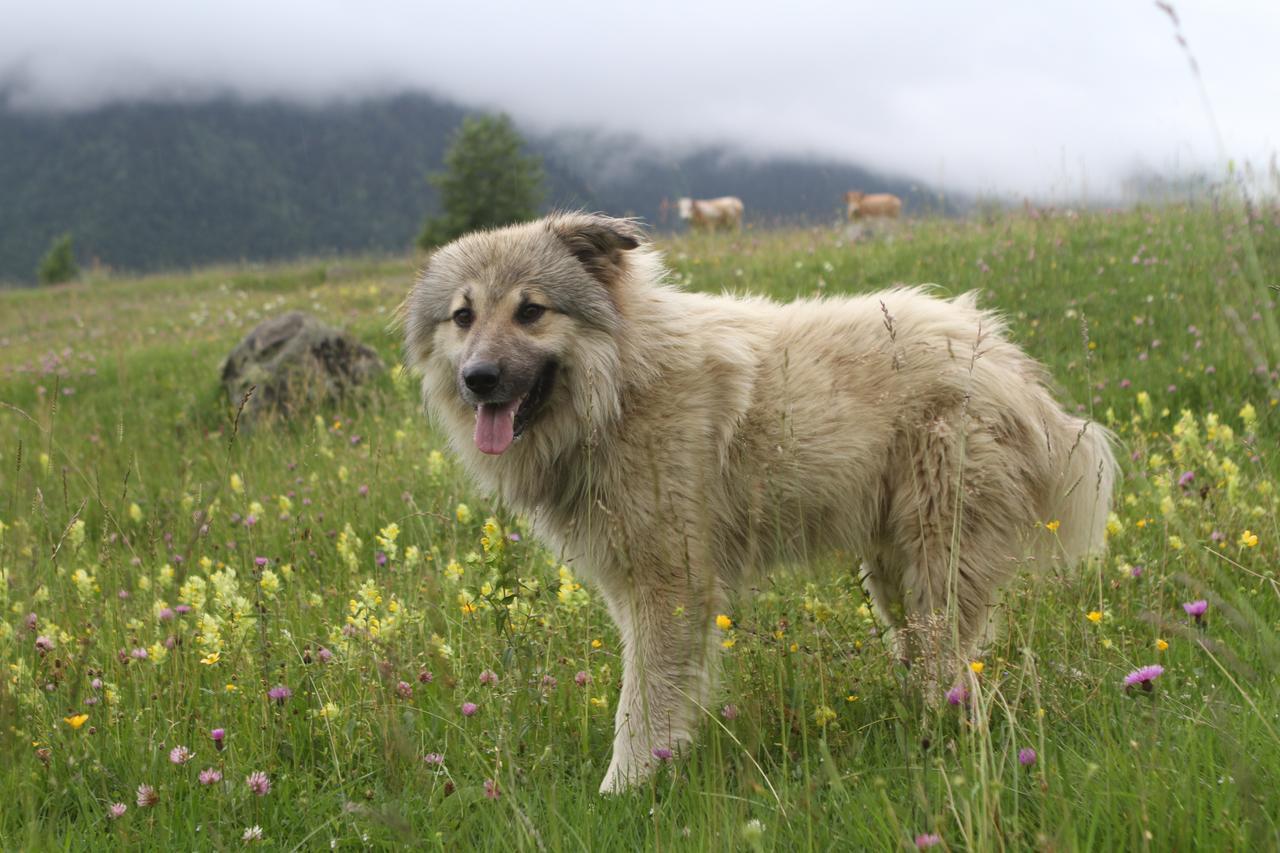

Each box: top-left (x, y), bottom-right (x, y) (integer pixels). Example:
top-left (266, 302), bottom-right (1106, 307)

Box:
top-left (721, 704), bottom-right (739, 720)
top-left (130, 647), bottom-right (148, 661)
top-left (479, 669), bottom-right (498, 686)
top-left (484, 778), bottom-right (500, 799)
top-left (915, 833), bottom-right (942, 848)
top-left (574, 671), bottom-right (591, 687)
top-left (461, 702), bottom-right (478, 717)
top-left (211, 728), bottom-right (225, 750)
top-left (267, 685), bottom-right (292, 704)
top-left (651, 747), bottom-right (674, 761)
top-left (1177, 471), bottom-right (1195, 488)
top-left (945, 685), bottom-right (968, 706)
top-left (169, 745), bottom-right (194, 765)
top-left (1123, 665), bottom-right (1165, 691)
top-left (317, 647), bottom-right (333, 664)
top-left (136, 784), bottom-right (158, 808)
top-left (108, 802), bottom-right (127, 819)
top-left (417, 669), bottom-right (433, 683)
top-left (198, 768), bottom-right (222, 785)
top-left (245, 770), bottom-right (270, 796)
top-left (1182, 600), bottom-right (1208, 625)
top-left (396, 681), bottom-right (413, 699)
top-left (35, 635), bottom-right (54, 653)
top-left (1018, 747), bottom-right (1037, 766)
top-left (423, 753), bottom-right (445, 767)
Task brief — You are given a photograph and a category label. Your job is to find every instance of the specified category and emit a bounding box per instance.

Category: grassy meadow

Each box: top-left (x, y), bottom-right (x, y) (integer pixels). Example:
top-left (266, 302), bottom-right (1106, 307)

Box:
top-left (1, 204), bottom-right (1278, 850)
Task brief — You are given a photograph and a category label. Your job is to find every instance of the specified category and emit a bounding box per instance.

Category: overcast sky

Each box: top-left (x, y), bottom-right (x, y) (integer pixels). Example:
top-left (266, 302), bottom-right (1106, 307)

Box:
top-left (3, 1), bottom-right (1277, 197)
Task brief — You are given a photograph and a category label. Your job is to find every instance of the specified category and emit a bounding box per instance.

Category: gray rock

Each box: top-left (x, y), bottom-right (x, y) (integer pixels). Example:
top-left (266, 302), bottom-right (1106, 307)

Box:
top-left (221, 311), bottom-right (384, 424)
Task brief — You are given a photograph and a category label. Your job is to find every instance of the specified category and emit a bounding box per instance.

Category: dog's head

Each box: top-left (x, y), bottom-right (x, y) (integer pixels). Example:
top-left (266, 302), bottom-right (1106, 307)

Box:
top-left (403, 212), bottom-right (645, 460)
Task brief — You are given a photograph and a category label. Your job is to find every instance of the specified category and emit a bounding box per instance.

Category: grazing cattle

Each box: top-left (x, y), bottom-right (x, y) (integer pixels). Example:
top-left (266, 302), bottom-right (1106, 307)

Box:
top-left (677, 196), bottom-right (745, 232)
top-left (845, 191), bottom-right (902, 220)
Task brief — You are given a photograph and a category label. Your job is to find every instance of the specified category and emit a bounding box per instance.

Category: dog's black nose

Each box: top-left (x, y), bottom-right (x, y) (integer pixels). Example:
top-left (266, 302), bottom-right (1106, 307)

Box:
top-left (463, 362), bottom-right (500, 395)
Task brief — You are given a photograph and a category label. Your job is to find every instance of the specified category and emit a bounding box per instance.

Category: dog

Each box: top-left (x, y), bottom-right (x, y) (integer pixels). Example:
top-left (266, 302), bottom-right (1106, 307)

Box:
top-left (403, 212), bottom-right (1116, 793)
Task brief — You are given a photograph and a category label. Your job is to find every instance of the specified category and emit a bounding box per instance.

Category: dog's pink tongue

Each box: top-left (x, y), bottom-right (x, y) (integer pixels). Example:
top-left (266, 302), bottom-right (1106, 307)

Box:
top-left (474, 400), bottom-right (520, 455)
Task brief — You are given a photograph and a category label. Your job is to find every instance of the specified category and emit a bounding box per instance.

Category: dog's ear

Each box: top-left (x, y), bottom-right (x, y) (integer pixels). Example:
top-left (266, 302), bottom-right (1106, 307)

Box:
top-left (550, 214), bottom-right (644, 287)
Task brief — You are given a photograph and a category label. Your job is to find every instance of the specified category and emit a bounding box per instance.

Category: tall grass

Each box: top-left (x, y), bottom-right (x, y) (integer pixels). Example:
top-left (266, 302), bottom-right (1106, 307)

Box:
top-left (1, 203), bottom-right (1277, 850)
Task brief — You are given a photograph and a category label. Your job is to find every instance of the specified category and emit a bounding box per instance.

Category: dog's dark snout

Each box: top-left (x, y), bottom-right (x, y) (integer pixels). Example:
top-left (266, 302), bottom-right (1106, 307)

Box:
top-left (463, 362), bottom-right (501, 395)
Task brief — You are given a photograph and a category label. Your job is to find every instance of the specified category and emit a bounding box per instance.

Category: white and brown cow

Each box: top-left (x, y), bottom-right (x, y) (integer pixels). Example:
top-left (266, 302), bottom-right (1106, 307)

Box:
top-left (676, 196), bottom-right (745, 232)
top-left (845, 191), bottom-right (903, 220)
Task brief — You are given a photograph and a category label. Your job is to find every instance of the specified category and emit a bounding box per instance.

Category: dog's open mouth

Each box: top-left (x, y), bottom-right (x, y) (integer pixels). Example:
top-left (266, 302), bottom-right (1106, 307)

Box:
top-left (472, 362), bottom-right (556, 456)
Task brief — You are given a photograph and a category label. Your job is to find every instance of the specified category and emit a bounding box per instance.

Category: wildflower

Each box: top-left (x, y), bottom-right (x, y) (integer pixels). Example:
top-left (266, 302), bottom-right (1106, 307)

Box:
top-left (230, 473), bottom-right (244, 494)
top-left (591, 638), bottom-right (603, 649)
top-left (652, 747), bottom-right (674, 761)
top-left (1045, 519), bottom-right (1060, 533)
top-left (35, 635), bottom-right (54, 653)
top-left (1178, 471), bottom-right (1195, 488)
top-left (742, 818), bottom-right (765, 845)
top-left (225, 683), bottom-right (237, 692)
top-left (541, 674), bottom-right (558, 689)
top-left (1086, 610), bottom-right (1103, 624)
top-left (200, 651), bottom-right (220, 666)
top-left (484, 778), bottom-right (500, 800)
top-left (715, 614), bottom-right (733, 630)
top-left (108, 802), bottom-right (127, 820)
top-left (128, 503), bottom-right (143, 523)
top-left (169, 745), bottom-right (194, 765)
top-left (267, 685), bottom-right (292, 704)
top-left (1018, 747), bottom-right (1037, 766)
top-left (245, 771), bottom-right (270, 796)
top-left (64, 713), bottom-right (89, 729)
top-left (317, 647), bottom-right (333, 664)
top-left (1156, 638), bottom-right (1169, 651)
top-left (1239, 530), bottom-right (1259, 548)
top-left (945, 685), bottom-right (968, 706)
top-left (211, 728), bottom-right (226, 750)
top-left (721, 703), bottom-right (739, 720)
top-left (198, 768), bottom-right (222, 785)
top-left (396, 681), bottom-right (413, 699)
top-left (574, 671), bottom-right (591, 687)
top-left (423, 753), bottom-right (445, 767)
top-left (455, 503), bottom-right (472, 524)
top-left (1182, 599), bottom-right (1208, 627)
top-left (130, 647), bottom-right (148, 661)
top-left (813, 705), bottom-right (837, 727)
top-left (242, 825), bottom-right (263, 842)
top-left (417, 669), bottom-right (433, 683)
top-left (969, 661), bottom-right (984, 674)
top-left (915, 833), bottom-right (942, 849)
top-left (461, 702), bottom-right (478, 717)
top-left (1123, 665), bottom-right (1165, 692)
top-left (136, 784), bottom-right (158, 808)
top-left (479, 669), bottom-right (498, 686)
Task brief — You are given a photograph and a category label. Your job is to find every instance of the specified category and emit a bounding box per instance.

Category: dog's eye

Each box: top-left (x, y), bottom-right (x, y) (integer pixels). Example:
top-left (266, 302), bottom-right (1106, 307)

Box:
top-left (452, 307), bottom-right (474, 329)
top-left (516, 303), bottom-right (546, 325)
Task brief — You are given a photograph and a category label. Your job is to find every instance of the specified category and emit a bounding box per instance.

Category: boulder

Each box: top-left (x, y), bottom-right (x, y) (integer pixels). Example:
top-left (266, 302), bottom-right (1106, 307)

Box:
top-left (221, 311), bottom-right (384, 423)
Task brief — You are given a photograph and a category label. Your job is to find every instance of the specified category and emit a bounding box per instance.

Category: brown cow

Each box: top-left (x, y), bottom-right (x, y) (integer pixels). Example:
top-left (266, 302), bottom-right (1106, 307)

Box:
top-left (845, 191), bottom-right (902, 220)
top-left (677, 196), bottom-right (745, 231)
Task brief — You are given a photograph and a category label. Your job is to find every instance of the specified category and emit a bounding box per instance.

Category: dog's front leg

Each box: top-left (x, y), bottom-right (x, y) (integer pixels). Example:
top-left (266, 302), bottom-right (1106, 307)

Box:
top-left (597, 576), bottom-right (720, 794)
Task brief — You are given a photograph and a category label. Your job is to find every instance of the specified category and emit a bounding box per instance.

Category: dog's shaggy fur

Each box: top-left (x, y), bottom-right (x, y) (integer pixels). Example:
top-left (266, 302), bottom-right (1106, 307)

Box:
top-left (404, 213), bottom-right (1116, 792)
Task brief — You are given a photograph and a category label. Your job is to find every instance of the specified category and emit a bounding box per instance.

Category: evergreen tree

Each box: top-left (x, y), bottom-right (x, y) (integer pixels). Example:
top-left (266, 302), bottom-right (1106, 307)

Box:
top-left (37, 233), bottom-right (79, 285)
top-left (418, 114), bottom-right (545, 249)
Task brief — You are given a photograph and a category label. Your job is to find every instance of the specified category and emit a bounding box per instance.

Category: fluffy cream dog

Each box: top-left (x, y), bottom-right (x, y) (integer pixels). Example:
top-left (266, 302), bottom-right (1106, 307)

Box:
top-left (403, 212), bottom-right (1116, 793)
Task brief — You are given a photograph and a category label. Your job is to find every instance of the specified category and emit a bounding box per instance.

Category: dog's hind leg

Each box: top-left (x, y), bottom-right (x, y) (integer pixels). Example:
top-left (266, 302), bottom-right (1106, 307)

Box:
top-left (596, 571), bottom-right (723, 794)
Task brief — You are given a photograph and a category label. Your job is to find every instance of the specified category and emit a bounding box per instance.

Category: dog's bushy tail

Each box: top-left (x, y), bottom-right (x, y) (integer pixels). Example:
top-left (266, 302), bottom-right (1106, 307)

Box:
top-left (1038, 409), bottom-right (1118, 566)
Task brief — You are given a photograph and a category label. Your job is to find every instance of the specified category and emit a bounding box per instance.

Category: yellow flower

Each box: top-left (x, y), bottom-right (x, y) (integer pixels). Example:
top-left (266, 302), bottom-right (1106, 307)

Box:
top-left (589, 696), bottom-right (609, 710)
top-left (720, 637), bottom-right (736, 649)
top-left (813, 705), bottom-right (837, 727)
top-left (64, 713), bottom-right (89, 729)
top-left (455, 503), bottom-right (472, 524)
top-left (1045, 519), bottom-right (1060, 533)
top-left (969, 661), bottom-right (985, 674)
top-left (128, 503), bottom-right (143, 523)
top-left (789, 643), bottom-right (799, 653)
top-left (1087, 611), bottom-right (1103, 623)
top-left (1239, 530), bottom-right (1259, 548)
top-left (591, 639), bottom-right (603, 649)
top-left (1156, 638), bottom-right (1169, 651)
top-left (200, 651), bottom-right (221, 666)
top-left (224, 683), bottom-right (237, 692)
top-left (229, 473), bottom-right (244, 494)
top-left (715, 614), bottom-right (733, 631)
